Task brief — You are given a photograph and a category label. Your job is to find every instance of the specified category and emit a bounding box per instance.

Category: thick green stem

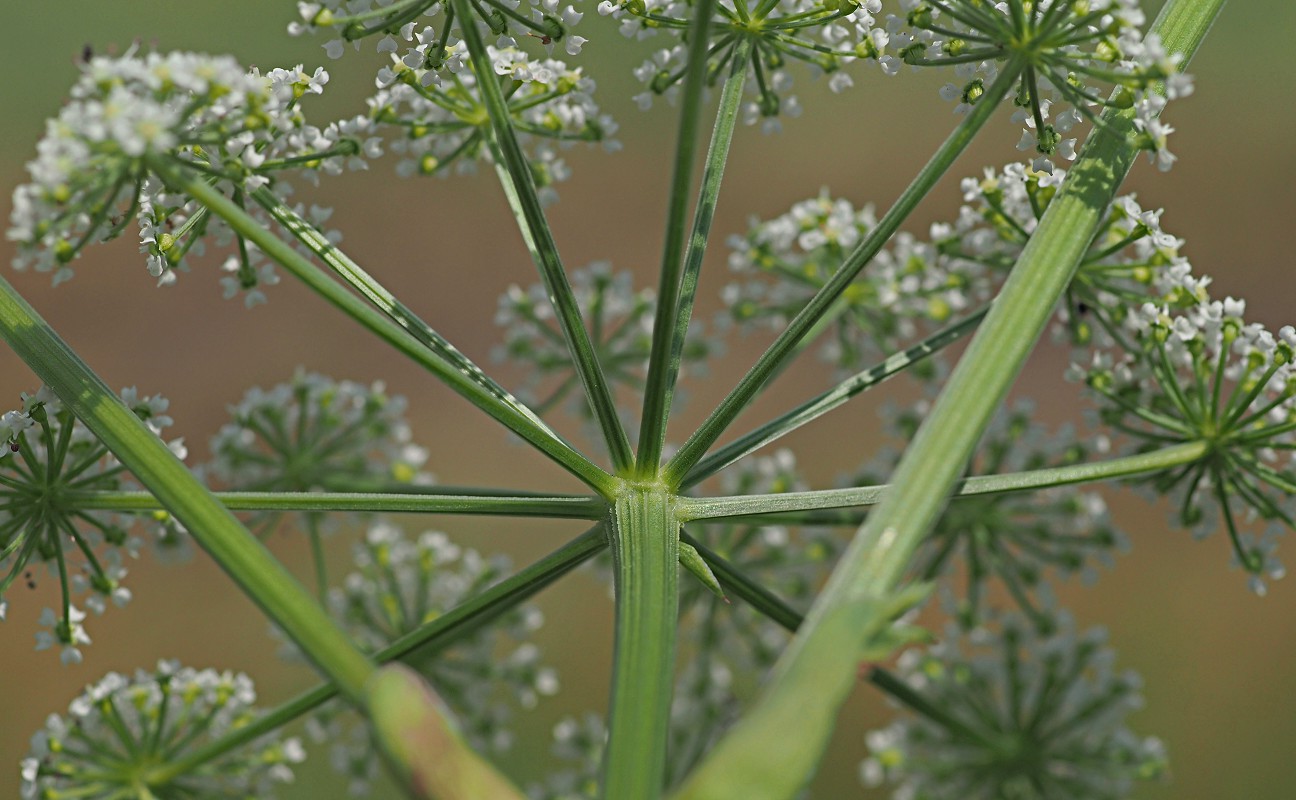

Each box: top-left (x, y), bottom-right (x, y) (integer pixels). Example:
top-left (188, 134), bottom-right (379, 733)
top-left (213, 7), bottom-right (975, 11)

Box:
top-left (0, 275), bottom-right (374, 704)
top-left (679, 441), bottom-right (1208, 520)
top-left (636, 0), bottom-right (717, 474)
top-left (682, 306), bottom-right (989, 488)
top-left (663, 58), bottom-right (1026, 486)
top-left (148, 526), bottom-right (606, 786)
top-left (146, 154), bottom-right (617, 497)
top-left (453, 0), bottom-right (634, 473)
top-left (604, 487), bottom-right (681, 800)
top-left (670, 2), bottom-right (1227, 797)
top-left (67, 489), bottom-right (607, 519)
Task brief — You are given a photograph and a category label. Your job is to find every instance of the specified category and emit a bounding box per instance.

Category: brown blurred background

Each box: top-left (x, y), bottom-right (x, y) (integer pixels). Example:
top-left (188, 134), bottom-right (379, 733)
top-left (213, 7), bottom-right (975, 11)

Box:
top-left (1, 2), bottom-right (1294, 797)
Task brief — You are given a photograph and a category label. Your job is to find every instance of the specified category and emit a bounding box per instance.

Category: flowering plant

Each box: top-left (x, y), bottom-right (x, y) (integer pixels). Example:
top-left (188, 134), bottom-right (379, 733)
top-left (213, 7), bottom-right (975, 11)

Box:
top-left (3, 1), bottom-right (1282, 798)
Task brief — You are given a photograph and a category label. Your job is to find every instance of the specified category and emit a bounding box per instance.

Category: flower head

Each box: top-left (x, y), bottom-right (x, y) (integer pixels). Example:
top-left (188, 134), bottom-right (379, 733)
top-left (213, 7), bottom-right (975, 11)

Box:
top-left (602, 0), bottom-right (885, 130)
top-left (371, 46), bottom-right (616, 200)
top-left (862, 611), bottom-right (1167, 799)
top-left (22, 661), bottom-right (305, 799)
top-left (207, 371), bottom-right (432, 498)
top-left (8, 48), bottom-right (378, 302)
top-left (723, 189), bottom-right (992, 371)
top-left (0, 386), bottom-right (184, 662)
top-left (1079, 298), bottom-right (1295, 594)
top-left (205, 370), bottom-right (432, 576)
top-left (289, 0), bottom-right (588, 68)
top-left (881, 0), bottom-right (1191, 171)
top-left (496, 262), bottom-right (720, 429)
top-left (305, 522), bottom-right (554, 794)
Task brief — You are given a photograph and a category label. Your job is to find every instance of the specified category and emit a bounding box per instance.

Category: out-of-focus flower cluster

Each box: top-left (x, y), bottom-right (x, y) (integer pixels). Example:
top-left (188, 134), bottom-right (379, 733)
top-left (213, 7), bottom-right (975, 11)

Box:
top-left (496, 263), bottom-right (720, 433)
top-left (0, 386), bottom-right (185, 664)
top-left (304, 522), bottom-right (556, 795)
top-left (862, 611), bottom-right (1166, 799)
top-left (722, 189), bottom-right (993, 372)
top-left (21, 661), bottom-right (305, 799)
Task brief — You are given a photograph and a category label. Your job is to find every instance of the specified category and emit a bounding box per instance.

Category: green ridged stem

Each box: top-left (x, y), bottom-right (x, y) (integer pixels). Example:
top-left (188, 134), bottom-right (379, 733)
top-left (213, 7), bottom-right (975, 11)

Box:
top-left (604, 486), bottom-right (681, 800)
top-left (636, 0), bottom-right (719, 474)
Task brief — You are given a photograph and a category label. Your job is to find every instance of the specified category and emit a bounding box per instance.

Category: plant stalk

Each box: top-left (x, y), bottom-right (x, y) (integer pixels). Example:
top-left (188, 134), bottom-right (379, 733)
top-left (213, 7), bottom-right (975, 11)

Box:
top-left (603, 487), bottom-right (681, 800)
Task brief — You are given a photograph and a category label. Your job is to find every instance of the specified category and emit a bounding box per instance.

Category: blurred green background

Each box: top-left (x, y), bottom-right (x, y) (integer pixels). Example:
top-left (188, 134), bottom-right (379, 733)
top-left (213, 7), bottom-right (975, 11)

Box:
top-left (1, 2), bottom-right (1294, 797)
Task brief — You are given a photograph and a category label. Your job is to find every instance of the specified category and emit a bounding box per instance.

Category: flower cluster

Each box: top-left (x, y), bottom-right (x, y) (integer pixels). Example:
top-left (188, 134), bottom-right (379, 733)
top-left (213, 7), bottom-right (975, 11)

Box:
top-left (289, 0), bottom-right (587, 68)
top-left (854, 403), bottom-right (1125, 629)
top-left (862, 611), bottom-right (1166, 799)
top-left (371, 45), bottom-right (617, 198)
top-left (1077, 297), bottom-right (1295, 594)
top-left (21, 661), bottom-right (305, 799)
top-left (722, 189), bottom-right (992, 371)
top-left (207, 371), bottom-right (432, 499)
top-left (881, 0), bottom-right (1192, 172)
top-left (306, 522), bottom-right (556, 794)
top-left (496, 263), bottom-right (720, 428)
top-left (206, 371), bottom-right (432, 591)
top-left (528, 713), bottom-right (605, 800)
top-left (6, 48), bottom-right (378, 302)
top-left (0, 386), bottom-right (184, 664)
top-left (602, 0), bottom-right (886, 130)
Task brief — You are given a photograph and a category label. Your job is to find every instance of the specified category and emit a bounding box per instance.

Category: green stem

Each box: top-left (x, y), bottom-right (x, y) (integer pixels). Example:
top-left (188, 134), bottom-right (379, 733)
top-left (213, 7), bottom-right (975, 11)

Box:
top-left (669, 2), bottom-right (1226, 796)
top-left (683, 306), bottom-right (989, 488)
top-left (0, 275), bottom-right (374, 704)
top-left (604, 487), bottom-right (681, 800)
top-left (66, 489), bottom-right (607, 519)
top-left (663, 58), bottom-right (1027, 486)
top-left (636, 0), bottom-right (717, 474)
top-left (681, 535), bottom-right (964, 758)
top-left (679, 441), bottom-right (1208, 520)
top-left (147, 526), bottom-right (606, 786)
top-left (145, 154), bottom-right (616, 497)
top-left (250, 188), bottom-right (560, 442)
top-left (453, 0), bottom-right (634, 473)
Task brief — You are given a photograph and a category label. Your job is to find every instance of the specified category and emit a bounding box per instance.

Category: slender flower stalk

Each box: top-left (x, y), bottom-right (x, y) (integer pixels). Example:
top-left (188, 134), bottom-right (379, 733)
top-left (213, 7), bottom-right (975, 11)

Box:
top-left (638, 0), bottom-right (718, 475)
top-left (453, 0), bottom-right (635, 472)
